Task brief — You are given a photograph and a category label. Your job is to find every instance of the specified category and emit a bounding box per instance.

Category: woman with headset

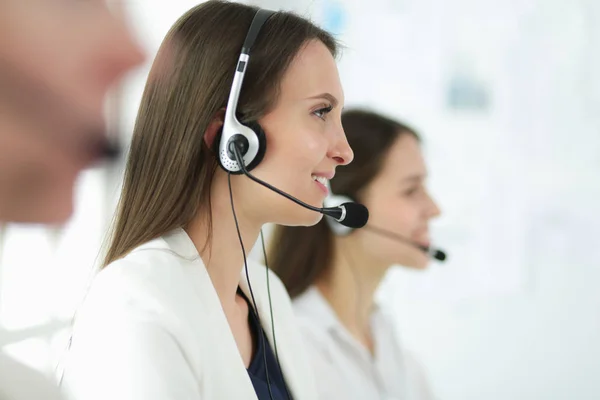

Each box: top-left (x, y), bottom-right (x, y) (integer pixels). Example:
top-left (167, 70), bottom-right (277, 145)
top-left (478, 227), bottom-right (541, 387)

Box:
top-left (270, 109), bottom-right (441, 400)
top-left (60, 1), bottom-right (352, 399)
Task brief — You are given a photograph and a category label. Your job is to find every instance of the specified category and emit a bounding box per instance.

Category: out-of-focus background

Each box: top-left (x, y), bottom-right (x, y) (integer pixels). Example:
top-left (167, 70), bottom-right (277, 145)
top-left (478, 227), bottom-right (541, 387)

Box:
top-left (1, 1), bottom-right (599, 399)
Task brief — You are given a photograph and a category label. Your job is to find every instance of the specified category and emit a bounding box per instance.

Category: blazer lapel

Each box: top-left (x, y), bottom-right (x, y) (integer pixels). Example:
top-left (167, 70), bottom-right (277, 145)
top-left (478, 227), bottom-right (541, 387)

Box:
top-left (163, 229), bottom-right (258, 398)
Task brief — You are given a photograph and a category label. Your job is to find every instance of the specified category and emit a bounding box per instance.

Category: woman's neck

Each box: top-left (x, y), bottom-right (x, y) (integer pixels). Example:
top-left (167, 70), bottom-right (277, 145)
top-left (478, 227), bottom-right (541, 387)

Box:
top-left (186, 173), bottom-right (261, 313)
top-left (316, 237), bottom-right (389, 354)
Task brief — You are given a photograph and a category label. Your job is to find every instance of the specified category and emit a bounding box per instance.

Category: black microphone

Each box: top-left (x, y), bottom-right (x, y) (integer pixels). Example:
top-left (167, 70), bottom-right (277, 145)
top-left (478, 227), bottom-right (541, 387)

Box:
top-left (231, 143), bottom-right (368, 229)
top-left (81, 131), bottom-right (122, 163)
top-left (321, 201), bottom-right (369, 229)
top-left (365, 225), bottom-right (447, 262)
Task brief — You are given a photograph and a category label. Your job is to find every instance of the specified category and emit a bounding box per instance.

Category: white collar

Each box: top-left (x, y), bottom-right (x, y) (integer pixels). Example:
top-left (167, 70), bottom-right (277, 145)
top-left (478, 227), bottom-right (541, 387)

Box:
top-left (131, 227), bottom-right (260, 301)
top-left (294, 285), bottom-right (386, 334)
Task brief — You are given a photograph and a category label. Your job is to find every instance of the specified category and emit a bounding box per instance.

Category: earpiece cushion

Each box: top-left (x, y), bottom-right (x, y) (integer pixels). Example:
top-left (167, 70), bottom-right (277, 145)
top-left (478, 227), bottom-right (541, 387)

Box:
top-left (242, 120), bottom-right (267, 172)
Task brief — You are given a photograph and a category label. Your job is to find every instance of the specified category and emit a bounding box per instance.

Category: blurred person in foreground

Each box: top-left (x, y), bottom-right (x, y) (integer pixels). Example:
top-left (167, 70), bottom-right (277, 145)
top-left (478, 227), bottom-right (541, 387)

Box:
top-left (0, 0), bottom-right (143, 223)
top-left (0, 0), bottom-right (143, 398)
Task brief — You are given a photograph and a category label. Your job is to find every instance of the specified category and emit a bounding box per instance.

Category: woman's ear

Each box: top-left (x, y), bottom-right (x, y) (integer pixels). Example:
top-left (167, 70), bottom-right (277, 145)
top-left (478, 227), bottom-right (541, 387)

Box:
top-left (203, 108), bottom-right (226, 149)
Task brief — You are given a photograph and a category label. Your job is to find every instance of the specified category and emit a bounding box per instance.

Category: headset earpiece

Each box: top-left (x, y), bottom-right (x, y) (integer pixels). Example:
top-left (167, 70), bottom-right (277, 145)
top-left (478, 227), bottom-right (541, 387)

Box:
top-left (216, 119), bottom-right (267, 174)
top-left (241, 120), bottom-right (267, 171)
top-left (217, 8), bottom-right (273, 174)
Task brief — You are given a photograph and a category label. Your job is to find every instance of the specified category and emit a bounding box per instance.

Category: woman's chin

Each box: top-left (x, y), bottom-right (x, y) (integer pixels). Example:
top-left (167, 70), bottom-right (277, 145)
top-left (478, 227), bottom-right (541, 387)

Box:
top-left (395, 251), bottom-right (430, 270)
top-left (409, 256), bottom-right (430, 270)
top-left (277, 205), bottom-right (324, 227)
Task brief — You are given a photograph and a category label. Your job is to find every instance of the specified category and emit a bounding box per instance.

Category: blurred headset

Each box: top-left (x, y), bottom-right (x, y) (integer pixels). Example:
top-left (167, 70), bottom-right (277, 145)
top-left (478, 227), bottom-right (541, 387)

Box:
top-left (324, 182), bottom-right (447, 261)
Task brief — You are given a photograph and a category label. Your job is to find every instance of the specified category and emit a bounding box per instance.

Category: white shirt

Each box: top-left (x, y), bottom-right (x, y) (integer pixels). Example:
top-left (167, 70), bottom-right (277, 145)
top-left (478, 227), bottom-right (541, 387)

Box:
top-left (59, 228), bottom-right (317, 400)
top-left (0, 352), bottom-right (63, 400)
top-left (293, 286), bottom-right (434, 400)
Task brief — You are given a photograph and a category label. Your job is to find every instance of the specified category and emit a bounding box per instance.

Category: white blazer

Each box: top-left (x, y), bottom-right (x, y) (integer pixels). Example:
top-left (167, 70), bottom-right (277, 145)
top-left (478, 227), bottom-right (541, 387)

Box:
top-left (60, 228), bottom-right (317, 400)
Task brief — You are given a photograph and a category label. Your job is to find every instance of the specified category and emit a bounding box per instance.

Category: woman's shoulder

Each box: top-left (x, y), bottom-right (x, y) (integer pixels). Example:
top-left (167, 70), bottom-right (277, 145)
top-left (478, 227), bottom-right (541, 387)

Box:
top-left (79, 236), bottom-right (206, 324)
top-left (289, 287), bottom-right (337, 346)
top-left (291, 286), bottom-right (333, 324)
top-left (94, 243), bottom-right (190, 294)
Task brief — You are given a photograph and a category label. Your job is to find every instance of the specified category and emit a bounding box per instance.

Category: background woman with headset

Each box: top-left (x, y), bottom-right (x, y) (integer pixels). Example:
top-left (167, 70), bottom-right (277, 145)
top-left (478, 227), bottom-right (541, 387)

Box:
top-left (270, 109), bottom-right (442, 400)
top-left (59, 1), bottom-right (353, 399)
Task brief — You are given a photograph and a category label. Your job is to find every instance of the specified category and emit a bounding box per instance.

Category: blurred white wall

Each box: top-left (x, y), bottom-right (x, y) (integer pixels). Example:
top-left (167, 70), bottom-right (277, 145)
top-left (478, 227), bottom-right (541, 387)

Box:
top-left (0, 1), bottom-right (598, 399)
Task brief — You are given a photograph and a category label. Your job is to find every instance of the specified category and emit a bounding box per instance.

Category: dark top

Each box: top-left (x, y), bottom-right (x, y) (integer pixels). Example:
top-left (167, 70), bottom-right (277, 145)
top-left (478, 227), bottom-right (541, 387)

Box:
top-left (238, 288), bottom-right (290, 400)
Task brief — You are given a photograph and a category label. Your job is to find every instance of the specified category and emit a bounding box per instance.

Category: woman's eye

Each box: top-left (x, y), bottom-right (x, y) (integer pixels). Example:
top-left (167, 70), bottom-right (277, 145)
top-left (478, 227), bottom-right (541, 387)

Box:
top-left (312, 104), bottom-right (333, 120)
top-left (404, 188), bottom-right (417, 196)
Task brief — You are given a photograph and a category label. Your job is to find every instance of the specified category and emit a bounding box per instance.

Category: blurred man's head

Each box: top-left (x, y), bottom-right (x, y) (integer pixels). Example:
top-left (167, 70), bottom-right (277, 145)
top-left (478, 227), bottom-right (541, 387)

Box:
top-left (0, 0), bottom-right (144, 223)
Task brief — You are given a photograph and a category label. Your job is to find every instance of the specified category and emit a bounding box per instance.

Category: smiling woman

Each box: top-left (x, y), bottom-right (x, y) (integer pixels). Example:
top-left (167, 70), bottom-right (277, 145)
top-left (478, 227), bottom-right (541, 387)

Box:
top-left (269, 109), bottom-right (441, 400)
top-left (59, 1), bottom-right (352, 400)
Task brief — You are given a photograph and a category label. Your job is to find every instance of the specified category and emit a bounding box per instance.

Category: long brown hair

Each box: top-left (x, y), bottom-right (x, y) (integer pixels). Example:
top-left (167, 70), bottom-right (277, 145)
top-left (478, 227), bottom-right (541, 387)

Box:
top-left (268, 109), bottom-right (420, 297)
top-left (103, 0), bottom-right (337, 267)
